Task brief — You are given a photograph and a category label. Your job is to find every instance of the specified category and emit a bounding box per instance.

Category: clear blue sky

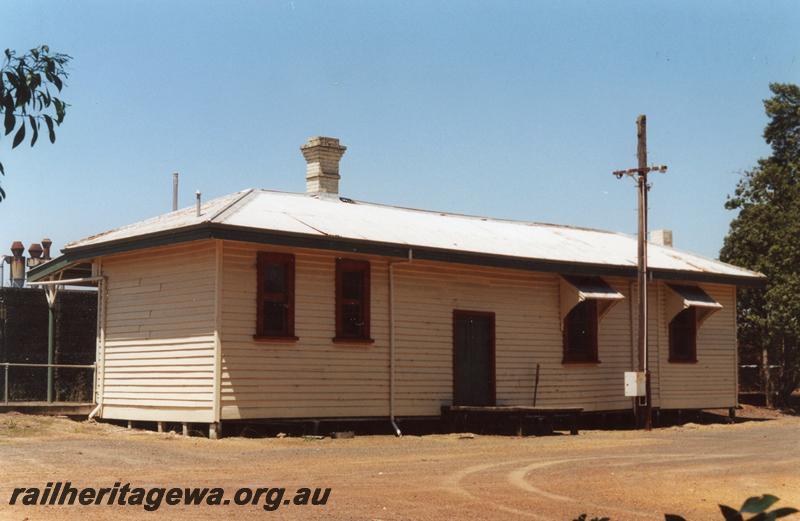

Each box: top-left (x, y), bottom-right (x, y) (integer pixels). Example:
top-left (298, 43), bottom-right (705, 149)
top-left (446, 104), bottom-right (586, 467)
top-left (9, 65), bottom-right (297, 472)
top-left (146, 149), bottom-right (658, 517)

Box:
top-left (1, 1), bottom-right (798, 260)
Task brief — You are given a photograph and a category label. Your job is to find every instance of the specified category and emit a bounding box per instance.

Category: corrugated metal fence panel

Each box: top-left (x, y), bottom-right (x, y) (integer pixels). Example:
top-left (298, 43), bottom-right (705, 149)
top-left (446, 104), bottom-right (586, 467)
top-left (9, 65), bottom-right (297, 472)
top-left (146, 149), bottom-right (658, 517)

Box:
top-left (0, 287), bottom-right (96, 402)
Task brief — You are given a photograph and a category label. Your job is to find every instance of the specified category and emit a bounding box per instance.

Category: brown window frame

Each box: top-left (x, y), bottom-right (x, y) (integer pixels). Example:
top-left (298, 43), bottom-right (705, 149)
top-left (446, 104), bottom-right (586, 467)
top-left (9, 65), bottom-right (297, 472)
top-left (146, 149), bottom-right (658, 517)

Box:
top-left (669, 307), bottom-right (697, 363)
top-left (334, 258), bottom-right (373, 344)
top-left (254, 252), bottom-right (297, 341)
top-left (562, 300), bottom-right (599, 364)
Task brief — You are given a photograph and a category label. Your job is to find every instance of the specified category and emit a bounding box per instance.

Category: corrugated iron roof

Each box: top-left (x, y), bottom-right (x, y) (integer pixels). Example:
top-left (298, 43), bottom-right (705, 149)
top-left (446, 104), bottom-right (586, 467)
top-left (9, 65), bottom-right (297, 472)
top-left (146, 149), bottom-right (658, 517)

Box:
top-left (62, 188), bottom-right (762, 281)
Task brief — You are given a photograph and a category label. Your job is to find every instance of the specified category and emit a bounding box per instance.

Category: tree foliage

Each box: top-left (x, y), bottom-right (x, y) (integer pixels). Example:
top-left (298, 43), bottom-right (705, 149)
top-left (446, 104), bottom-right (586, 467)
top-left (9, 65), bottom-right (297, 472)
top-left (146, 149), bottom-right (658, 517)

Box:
top-left (0, 45), bottom-right (70, 201)
top-left (720, 83), bottom-right (800, 403)
top-left (576, 493), bottom-right (797, 520)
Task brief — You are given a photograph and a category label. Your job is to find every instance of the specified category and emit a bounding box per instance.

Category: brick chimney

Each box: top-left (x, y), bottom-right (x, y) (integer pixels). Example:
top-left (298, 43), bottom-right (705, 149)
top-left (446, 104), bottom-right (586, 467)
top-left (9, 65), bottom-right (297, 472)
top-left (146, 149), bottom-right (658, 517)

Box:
top-left (650, 229), bottom-right (673, 247)
top-left (301, 136), bottom-right (347, 196)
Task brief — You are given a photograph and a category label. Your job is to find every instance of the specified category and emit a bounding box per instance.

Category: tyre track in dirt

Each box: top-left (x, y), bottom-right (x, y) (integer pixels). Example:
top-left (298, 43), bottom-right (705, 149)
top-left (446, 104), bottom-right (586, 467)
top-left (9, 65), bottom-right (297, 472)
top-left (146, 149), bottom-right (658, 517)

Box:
top-left (443, 452), bottom-right (759, 520)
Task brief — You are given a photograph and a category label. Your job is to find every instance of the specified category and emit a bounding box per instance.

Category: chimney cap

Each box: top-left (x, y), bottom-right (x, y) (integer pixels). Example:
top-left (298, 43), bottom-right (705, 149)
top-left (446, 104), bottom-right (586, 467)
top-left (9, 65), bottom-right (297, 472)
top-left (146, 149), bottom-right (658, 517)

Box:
top-left (28, 243), bottom-right (43, 258)
top-left (10, 241), bottom-right (24, 257)
top-left (41, 238), bottom-right (52, 260)
top-left (300, 136), bottom-right (347, 151)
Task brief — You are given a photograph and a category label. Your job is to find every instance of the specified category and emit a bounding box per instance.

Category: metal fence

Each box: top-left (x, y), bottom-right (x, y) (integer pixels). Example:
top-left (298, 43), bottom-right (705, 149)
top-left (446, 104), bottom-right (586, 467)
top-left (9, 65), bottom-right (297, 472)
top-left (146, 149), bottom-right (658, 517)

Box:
top-left (739, 363), bottom-right (781, 393)
top-left (1, 362), bottom-right (96, 404)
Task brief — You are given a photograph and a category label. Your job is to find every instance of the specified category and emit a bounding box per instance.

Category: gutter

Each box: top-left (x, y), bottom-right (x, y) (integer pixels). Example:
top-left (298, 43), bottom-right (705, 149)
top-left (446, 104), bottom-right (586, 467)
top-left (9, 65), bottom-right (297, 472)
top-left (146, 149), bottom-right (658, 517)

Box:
top-left (387, 248), bottom-right (413, 437)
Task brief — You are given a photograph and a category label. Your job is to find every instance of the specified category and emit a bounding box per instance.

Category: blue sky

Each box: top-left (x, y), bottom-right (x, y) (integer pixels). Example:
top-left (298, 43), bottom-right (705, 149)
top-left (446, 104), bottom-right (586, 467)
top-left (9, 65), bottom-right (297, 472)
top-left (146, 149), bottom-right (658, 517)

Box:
top-left (1, 1), bottom-right (798, 260)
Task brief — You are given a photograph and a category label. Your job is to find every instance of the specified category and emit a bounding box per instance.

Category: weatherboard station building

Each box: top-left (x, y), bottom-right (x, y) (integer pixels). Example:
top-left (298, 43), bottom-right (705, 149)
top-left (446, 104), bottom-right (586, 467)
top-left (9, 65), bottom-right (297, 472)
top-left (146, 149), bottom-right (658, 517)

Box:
top-left (29, 137), bottom-right (765, 436)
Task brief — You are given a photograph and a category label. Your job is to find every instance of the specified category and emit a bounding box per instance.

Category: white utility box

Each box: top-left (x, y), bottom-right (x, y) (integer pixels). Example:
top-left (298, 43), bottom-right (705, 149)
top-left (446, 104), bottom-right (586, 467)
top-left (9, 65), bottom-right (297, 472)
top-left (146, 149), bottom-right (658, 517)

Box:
top-left (624, 371), bottom-right (646, 397)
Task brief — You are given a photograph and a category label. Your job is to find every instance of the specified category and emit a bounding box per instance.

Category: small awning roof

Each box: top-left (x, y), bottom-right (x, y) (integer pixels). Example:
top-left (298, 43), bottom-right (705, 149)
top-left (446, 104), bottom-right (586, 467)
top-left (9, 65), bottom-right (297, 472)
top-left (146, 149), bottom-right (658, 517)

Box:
top-left (563, 276), bottom-right (625, 302)
top-left (560, 276), bottom-right (625, 326)
top-left (665, 284), bottom-right (723, 325)
top-left (667, 284), bottom-right (723, 309)
top-left (28, 258), bottom-right (93, 282)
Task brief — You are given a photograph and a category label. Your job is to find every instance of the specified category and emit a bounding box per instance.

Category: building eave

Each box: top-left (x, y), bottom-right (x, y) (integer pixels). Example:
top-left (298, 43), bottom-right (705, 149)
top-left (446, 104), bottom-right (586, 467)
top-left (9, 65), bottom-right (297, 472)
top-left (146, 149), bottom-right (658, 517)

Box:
top-left (27, 223), bottom-right (768, 288)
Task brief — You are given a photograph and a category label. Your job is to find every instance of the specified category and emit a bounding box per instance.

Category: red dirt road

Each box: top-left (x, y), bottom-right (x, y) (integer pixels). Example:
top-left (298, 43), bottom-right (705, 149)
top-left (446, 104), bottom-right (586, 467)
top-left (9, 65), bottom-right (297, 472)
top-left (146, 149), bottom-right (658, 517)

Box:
top-left (0, 409), bottom-right (798, 520)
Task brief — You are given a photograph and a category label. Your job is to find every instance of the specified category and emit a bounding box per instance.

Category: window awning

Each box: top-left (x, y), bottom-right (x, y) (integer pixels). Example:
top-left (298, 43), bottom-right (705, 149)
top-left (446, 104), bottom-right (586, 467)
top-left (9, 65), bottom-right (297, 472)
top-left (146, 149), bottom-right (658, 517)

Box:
top-left (560, 275), bottom-right (625, 327)
top-left (665, 284), bottom-right (722, 326)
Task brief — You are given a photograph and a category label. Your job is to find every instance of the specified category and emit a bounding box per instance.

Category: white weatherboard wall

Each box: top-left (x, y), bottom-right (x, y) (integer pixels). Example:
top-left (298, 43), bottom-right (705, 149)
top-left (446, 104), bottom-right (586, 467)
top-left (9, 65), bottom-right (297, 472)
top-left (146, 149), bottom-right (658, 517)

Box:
top-left (219, 241), bottom-right (642, 419)
top-left (219, 241), bottom-right (390, 419)
top-left (626, 283), bottom-right (737, 410)
top-left (657, 284), bottom-right (737, 409)
top-left (98, 242), bottom-right (217, 422)
top-left (219, 240), bottom-right (739, 419)
top-left (391, 267), bottom-right (638, 415)
top-left (94, 239), bottom-right (737, 423)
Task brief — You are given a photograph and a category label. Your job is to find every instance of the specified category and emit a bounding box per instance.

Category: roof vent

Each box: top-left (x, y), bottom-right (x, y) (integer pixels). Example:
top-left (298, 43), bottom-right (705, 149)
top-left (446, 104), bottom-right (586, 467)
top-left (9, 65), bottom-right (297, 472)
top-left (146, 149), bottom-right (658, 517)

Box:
top-left (650, 229), bottom-right (673, 247)
top-left (301, 136), bottom-right (346, 196)
top-left (41, 238), bottom-right (52, 260)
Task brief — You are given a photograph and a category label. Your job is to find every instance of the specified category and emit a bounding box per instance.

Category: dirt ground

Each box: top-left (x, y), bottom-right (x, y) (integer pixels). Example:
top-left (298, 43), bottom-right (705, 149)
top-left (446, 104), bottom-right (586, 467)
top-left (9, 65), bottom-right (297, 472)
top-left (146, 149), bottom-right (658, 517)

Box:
top-left (0, 406), bottom-right (798, 521)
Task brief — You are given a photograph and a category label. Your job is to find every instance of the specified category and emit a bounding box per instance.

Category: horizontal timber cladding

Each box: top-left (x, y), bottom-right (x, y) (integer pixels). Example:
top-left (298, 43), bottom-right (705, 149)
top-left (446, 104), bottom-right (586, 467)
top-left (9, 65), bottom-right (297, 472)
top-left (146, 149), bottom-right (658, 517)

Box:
top-left (219, 241), bottom-right (391, 419)
top-left (390, 268), bottom-right (636, 415)
top-left (656, 283), bottom-right (737, 409)
top-left (95, 238), bottom-right (739, 422)
top-left (99, 241), bottom-right (216, 423)
top-left (219, 239), bottom-right (641, 420)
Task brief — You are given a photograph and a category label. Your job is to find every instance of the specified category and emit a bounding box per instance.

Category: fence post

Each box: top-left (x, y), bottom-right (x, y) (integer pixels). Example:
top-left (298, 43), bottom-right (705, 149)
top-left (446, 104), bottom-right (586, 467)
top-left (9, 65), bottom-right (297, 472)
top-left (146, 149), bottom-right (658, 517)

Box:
top-left (3, 364), bottom-right (8, 404)
top-left (47, 305), bottom-right (55, 403)
top-left (762, 346), bottom-right (772, 408)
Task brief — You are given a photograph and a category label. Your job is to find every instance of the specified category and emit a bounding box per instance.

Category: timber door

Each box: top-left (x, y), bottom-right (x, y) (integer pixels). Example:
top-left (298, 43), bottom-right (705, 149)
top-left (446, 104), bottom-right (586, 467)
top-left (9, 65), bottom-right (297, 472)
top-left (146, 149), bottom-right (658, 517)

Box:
top-left (453, 310), bottom-right (495, 406)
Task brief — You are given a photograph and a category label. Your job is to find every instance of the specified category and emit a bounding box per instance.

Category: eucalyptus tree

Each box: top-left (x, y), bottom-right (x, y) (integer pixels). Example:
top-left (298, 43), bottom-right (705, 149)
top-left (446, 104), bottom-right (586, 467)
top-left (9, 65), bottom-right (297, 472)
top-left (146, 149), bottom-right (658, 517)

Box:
top-left (0, 45), bottom-right (70, 201)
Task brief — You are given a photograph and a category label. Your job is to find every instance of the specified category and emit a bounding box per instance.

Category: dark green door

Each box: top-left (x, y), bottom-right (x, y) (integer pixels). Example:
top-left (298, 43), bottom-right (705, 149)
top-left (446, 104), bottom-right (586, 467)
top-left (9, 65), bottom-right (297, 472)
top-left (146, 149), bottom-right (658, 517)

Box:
top-left (453, 311), bottom-right (495, 406)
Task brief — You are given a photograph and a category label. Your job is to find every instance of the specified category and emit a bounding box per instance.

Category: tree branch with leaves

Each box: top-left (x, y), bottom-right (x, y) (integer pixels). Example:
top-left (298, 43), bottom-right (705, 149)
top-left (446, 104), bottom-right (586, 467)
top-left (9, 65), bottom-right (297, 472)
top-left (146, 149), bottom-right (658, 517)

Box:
top-left (0, 45), bottom-right (71, 201)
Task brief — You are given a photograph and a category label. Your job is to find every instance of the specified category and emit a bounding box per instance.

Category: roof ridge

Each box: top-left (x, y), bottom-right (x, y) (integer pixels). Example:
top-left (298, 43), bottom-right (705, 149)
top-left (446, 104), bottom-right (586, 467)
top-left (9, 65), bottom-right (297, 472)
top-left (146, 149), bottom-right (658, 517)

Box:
top-left (251, 188), bottom-right (626, 236)
top-left (210, 188), bottom-right (256, 223)
top-left (63, 190), bottom-right (248, 250)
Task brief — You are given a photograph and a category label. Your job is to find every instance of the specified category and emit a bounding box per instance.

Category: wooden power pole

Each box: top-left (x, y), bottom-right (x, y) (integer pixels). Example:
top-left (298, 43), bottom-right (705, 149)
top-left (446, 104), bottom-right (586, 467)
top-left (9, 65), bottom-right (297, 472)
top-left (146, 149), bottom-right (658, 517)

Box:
top-left (613, 115), bottom-right (667, 430)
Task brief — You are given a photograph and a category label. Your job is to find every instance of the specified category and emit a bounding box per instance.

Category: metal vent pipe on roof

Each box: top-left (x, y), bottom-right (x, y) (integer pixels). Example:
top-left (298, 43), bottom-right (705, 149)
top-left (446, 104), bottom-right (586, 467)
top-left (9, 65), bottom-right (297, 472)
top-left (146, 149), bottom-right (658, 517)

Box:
top-left (172, 172), bottom-right (179, 211)
top-left (195, 191), bottom-right (201, 217)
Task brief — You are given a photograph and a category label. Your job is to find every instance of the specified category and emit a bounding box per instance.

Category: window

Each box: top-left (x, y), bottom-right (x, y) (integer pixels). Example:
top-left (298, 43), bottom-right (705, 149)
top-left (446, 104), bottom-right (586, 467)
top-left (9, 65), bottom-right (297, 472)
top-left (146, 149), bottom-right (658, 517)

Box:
top-left (255, 252), bottom-right (296, 339)
top-left (669, 307), bottom-right (697, 363)
top-left (334, 259), bottom-right (372, 342)
top-left (562, 300), bottom-right (598, 363)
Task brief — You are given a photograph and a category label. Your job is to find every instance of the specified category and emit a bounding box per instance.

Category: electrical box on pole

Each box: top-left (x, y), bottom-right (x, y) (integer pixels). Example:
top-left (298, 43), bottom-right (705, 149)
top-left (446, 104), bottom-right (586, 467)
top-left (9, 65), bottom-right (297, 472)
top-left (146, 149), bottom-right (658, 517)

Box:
top-left (624, 371), bottom-right (647, 397)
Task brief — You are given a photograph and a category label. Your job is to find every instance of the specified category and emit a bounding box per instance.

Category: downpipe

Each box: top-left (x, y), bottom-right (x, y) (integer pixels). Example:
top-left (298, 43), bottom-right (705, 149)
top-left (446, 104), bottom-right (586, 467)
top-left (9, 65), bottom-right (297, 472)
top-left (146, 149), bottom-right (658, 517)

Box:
top-left (88, 403), bottom-right (102, 420)
top-left (388, 249), bottom-right (413, 437)
top-left (89, 274), bottom-right (108, 422)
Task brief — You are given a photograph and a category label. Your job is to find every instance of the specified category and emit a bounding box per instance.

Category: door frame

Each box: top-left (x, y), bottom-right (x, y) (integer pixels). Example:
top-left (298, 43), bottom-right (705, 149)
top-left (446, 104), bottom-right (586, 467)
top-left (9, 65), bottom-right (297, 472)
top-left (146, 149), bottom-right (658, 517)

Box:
top-left (452, 309), bottom-right (496, 406)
